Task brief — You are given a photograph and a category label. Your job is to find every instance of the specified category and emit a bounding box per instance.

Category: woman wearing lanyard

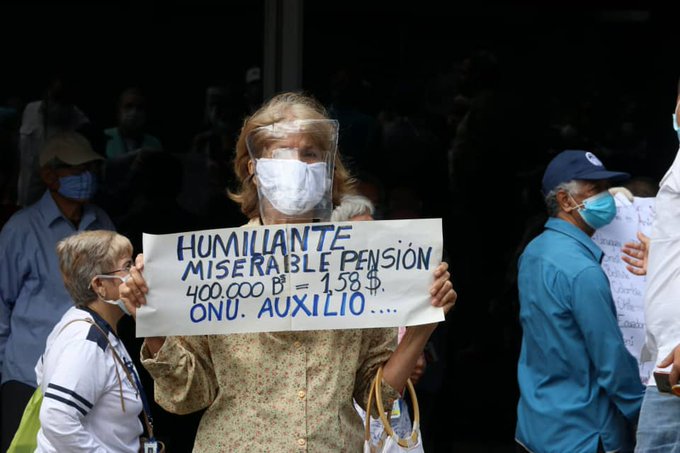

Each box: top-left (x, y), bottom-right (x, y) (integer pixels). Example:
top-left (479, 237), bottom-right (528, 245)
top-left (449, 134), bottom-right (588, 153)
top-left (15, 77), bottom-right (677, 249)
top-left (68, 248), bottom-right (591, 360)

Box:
top-left (35, 230), bottom-right (159, 452)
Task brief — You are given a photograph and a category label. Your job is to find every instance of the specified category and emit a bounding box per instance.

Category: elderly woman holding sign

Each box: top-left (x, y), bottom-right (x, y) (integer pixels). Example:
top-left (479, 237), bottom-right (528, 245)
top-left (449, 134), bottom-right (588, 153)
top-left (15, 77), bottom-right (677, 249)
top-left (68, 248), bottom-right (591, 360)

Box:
top-left (120, 92), bottom-right (455, 452)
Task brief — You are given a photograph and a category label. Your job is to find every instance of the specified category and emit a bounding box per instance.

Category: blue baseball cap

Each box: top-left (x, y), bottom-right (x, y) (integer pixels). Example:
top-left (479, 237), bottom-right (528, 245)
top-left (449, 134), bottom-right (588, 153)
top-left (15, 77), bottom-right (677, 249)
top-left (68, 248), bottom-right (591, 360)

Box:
top-left (541, 150), bottom-right (630, 196)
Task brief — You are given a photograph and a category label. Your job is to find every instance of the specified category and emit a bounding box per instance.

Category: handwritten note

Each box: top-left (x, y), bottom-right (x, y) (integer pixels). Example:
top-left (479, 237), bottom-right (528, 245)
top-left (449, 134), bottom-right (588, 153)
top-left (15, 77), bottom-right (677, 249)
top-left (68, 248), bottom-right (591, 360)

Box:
top-left (592, 195), bottom-right (656, 383)
top-left (136, 219), bottom-right (444, 337)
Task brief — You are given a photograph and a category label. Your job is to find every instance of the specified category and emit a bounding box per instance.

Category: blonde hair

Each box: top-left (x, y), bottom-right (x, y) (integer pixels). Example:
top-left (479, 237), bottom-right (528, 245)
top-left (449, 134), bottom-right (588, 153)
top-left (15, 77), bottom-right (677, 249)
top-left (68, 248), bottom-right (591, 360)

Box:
top-left (56, 231), bottom-right (133, 306)
top-left (228, 92), bottom-right (355, 219)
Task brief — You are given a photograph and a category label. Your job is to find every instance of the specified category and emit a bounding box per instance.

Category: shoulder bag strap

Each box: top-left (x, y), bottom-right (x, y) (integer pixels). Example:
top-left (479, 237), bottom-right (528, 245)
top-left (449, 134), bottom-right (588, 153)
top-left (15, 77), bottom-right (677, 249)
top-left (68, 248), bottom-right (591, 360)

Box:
top-left (58, 318), bottom-right (156, 440)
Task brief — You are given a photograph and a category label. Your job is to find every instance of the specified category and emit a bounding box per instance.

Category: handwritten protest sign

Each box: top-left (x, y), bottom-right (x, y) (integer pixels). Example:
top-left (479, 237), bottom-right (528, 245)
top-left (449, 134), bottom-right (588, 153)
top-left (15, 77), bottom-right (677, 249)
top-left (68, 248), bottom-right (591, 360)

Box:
top-left (136, 218), bottom-right (444, 337)
top-left (592, 195), bottom-right (655, 383)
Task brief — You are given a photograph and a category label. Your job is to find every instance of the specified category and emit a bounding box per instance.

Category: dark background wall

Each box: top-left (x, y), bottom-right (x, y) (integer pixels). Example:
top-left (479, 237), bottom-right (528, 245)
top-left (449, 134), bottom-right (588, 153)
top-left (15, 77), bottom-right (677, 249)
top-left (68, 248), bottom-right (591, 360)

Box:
top-left (2, 1), bottom-right (678, 173)
top-left (0, 0), bottom-right (264, 154)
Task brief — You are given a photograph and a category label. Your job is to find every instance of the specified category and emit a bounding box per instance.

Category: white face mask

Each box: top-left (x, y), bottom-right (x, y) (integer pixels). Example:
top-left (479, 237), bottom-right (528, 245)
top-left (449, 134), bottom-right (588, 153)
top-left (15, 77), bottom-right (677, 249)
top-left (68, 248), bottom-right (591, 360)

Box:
top-left (93, 274), bottom-right (132, 316)
top-left (256, 158), bottom-right (328, 216)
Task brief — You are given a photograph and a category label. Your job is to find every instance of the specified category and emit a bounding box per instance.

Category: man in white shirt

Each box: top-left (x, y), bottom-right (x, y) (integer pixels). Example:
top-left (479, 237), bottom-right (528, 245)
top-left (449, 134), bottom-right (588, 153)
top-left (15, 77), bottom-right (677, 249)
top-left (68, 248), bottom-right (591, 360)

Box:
top-left (630, 79), bottom-right (680, 453)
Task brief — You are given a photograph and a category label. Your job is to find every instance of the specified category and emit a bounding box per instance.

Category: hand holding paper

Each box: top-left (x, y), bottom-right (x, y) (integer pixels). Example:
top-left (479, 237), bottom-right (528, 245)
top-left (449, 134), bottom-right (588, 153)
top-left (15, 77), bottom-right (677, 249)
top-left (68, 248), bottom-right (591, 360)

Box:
top-left (621, 231), bottom-right (650, 276)
top-left (430, 261), bottom-right (455, 313)
top-left (119, 253), bottom-right (149, 317)
top-left (119, 253), bottom-right (167, 353)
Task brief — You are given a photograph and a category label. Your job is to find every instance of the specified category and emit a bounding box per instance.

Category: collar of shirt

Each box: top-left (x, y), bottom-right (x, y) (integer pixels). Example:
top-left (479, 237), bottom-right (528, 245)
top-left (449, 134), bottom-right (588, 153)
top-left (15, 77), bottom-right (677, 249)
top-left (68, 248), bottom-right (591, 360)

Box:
top-left (77, 305), bottom-right (117, 338)
top-left (544, 217), bottom-right (603, 263)
top-left (37, 190), bottom-right (98, 230)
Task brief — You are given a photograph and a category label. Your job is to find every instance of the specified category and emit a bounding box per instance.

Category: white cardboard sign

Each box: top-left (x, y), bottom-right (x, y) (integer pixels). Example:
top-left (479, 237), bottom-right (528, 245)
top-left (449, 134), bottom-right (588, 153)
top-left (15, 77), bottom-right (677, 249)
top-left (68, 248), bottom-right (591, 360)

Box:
top-left (136, 218), bottom-right (444, 337)
top-left (592, 195), bottom-right (655, 384)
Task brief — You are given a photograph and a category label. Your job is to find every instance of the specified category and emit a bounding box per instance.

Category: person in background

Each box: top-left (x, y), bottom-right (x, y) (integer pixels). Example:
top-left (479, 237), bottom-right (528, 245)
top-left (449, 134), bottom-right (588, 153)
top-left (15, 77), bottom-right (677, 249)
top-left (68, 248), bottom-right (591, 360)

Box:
top-left (36, 230), bottom-right (145, 452)
top-left (117, 149), bottom-right (199, 256)
top-left (243, 66), bottom-right (263, 115)
top-left (327, 66), bottom-right (382, 176)
top-left (353, 170), bottom-right (387, 220)
top-left (17, 74), bottom-right (89, 207)
top-left (330, 193), bottom-right (376, 222)
top-left (99, 87), bottom-right (162, 225)
top-left (0, 131), bottom-right (115, 451)
top-left (184, 82), bottom-right (245, 230)
top-left (0, 99), bottom-right (21, 227)
top-left (120, 92), bottom-right (455, 452)
top-left (104, 87), bottom-right (162, 159)
top-left (191, 82), bottom-right (240, 162)
top-left (515, 150), bottom-right (644, 453)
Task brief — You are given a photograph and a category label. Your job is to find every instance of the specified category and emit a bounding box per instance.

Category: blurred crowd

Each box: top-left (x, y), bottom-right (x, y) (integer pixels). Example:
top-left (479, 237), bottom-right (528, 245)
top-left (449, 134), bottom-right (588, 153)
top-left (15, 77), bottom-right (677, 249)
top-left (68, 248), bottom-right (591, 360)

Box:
top-left (0, 47), bottom-right (675, 451)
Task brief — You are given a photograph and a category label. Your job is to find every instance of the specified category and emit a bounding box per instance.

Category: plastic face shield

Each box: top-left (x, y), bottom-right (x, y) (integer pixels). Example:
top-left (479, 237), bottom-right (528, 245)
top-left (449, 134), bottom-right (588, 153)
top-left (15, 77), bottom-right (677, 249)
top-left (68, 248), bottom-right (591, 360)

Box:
top-left (246, 119), bottom-right (338, 224)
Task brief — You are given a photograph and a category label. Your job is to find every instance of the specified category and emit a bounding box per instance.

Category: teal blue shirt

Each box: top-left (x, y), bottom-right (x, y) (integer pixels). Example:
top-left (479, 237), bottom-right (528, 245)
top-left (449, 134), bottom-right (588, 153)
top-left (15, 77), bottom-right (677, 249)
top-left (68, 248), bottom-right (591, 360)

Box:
top-left (516, 217), bottom-right (644, 453)
top-left (104, 127), bottom-right (162, 158)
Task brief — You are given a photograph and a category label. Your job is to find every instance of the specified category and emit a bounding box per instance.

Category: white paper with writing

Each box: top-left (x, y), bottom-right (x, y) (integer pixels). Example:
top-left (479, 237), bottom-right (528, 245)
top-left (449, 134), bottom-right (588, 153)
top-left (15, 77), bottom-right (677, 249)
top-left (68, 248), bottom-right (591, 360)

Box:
top-left (136, 218), bottom-right (444, 337)
top-left (592, 195), bottom-right (655, 384)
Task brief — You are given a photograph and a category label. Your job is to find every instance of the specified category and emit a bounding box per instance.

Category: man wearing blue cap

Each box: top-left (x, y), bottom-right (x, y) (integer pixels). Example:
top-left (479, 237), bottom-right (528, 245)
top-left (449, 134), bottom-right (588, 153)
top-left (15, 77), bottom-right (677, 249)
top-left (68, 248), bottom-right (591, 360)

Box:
top-left (515, 150), bottom-right (645, 453)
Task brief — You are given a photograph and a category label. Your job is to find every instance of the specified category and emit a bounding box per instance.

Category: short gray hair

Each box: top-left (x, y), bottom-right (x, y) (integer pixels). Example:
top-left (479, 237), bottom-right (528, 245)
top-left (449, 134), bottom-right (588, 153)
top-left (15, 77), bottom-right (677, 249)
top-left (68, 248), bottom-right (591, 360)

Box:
top-left (331, 194), bottom-right (374, 222)
top-left (56, 231), bottom-right (133, 306)
top-left (544, 180), bottom-right (583, 217)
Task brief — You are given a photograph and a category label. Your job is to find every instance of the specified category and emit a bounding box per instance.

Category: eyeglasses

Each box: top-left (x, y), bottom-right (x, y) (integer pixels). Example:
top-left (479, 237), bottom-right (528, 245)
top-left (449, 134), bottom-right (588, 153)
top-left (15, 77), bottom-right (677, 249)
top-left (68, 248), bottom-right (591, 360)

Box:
top-left (89, 271), bottom-right (131, 291)
top-left (95, 274), bottom-right (131, 284)
top-left (102, 260), bottom-right (133, 275)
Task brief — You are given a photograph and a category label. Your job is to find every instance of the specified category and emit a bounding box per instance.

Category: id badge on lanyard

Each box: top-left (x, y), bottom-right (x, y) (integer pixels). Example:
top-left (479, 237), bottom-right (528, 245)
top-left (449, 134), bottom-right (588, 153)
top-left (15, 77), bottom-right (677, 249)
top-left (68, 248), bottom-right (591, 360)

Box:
top-left (144, 440), bottom-right (159, 453)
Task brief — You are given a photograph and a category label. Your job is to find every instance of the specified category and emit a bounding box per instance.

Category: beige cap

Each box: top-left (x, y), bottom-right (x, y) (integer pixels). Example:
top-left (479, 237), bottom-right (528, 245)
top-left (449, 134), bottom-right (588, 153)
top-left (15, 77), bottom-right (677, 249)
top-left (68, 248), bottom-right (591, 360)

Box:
top-left (39, 131), bottom-right (104, 167)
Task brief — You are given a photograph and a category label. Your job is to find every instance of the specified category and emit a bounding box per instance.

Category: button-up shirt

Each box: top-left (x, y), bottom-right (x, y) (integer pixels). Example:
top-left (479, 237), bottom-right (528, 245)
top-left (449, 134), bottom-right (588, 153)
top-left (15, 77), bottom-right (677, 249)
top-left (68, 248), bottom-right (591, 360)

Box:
top-left (644, 148), bottom-right (680, 372)
top-left (0, 190), bottom-right (115, 386)
top-left (516, 217), bottom-right (644, 453)
top-left (141, 328), bottom-right (399, 452)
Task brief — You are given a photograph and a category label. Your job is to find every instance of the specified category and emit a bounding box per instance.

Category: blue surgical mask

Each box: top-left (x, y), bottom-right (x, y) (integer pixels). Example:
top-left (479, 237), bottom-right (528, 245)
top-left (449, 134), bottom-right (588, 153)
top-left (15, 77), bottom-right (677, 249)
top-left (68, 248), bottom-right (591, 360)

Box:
top-left (571, 191), bottom-right (617, 230)
top-left (58, 171), bottom-right (97, 200)
top-left (673, 113), bottom-right (680, 141)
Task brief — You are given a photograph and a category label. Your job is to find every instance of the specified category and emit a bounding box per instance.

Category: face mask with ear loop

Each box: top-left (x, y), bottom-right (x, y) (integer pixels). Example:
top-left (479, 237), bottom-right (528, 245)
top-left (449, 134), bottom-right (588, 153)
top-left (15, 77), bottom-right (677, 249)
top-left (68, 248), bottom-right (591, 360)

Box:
top-left (91, 274), bottom-right (132, 316)
top-left (255, 157), bottom-right (328, 215)
top-left (58, 171), bottom-right (98, 201)
top-left (246, 119), bottom-right (339, 223)
top-left (569, 190), bottom-right (617, 230)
